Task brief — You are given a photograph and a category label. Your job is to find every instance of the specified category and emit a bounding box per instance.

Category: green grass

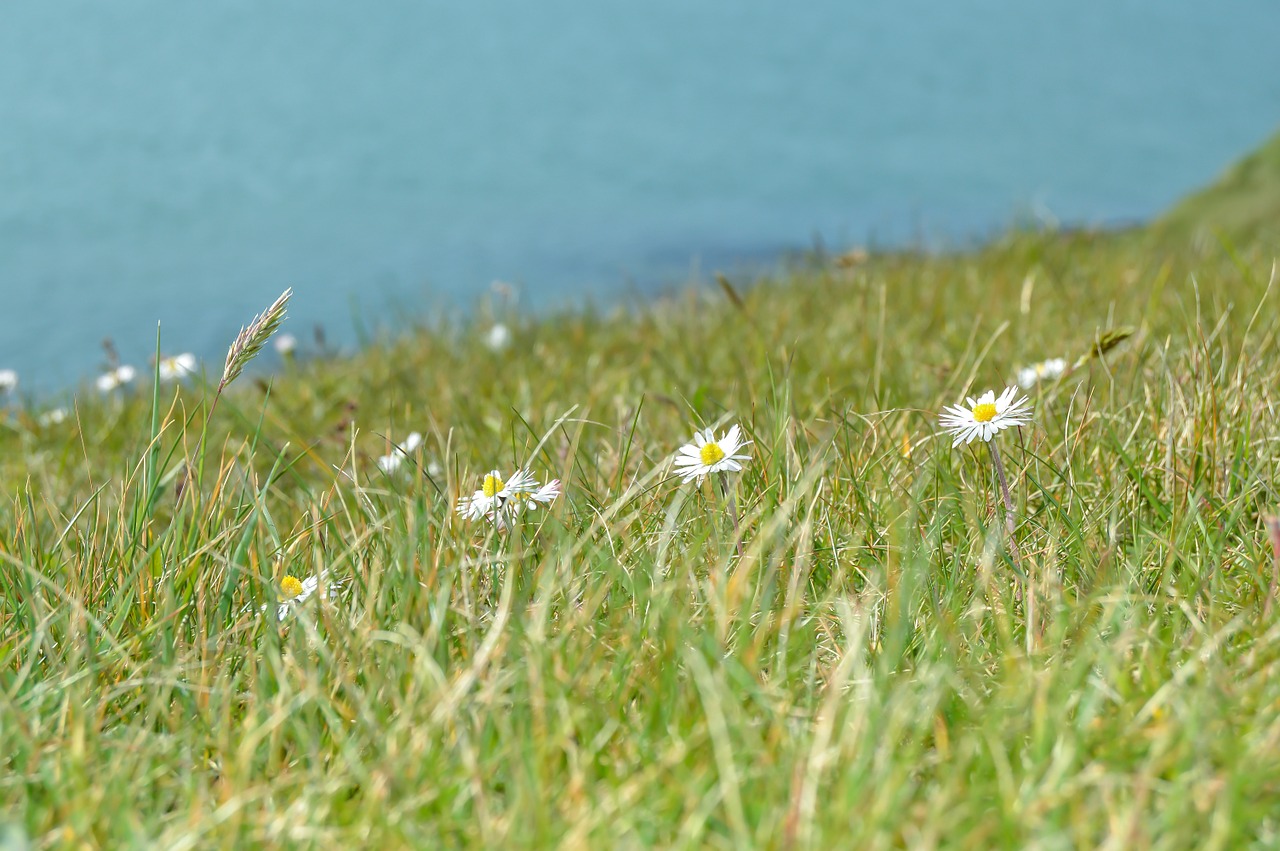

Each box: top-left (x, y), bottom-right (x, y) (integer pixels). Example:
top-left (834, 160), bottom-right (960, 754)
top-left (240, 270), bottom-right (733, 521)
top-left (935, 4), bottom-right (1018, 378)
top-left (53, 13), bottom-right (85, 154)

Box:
top-left (1157, 128), bottom-right (1280, 246)
top-left (4, 227), bottom-right (1280, 848)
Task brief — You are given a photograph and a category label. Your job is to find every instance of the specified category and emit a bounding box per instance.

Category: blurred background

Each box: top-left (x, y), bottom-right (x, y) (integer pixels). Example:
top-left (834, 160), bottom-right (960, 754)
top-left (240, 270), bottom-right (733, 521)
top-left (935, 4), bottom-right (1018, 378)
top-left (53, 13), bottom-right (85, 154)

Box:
top-left (1, 0), bottom-right (1278, 388)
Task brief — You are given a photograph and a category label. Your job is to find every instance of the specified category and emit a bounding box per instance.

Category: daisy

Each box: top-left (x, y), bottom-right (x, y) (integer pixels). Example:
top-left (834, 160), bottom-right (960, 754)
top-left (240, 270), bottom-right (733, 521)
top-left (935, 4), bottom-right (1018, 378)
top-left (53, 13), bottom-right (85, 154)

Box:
top-left (939, 388), bottom-right (1032, 577)
top-left (275, 333), bottom-right (298, 356)
top-left (511, 478), bottom-right (562, 513)
top-left (673, 424), bottom-right (752, 483)
top-left (96, 365), bottom-right (137, 393)
top-left (0, 370), bottom-right (17, 393)
top-left (158, 353), bottom-right (197, 383)
top-left (1016, 357), bottom-right (1067, 389)
top-left (38, 407), bottom-right (68, 426)
top-left (938, 387), bottom-right (1032, 447)
top-left (455, 468), bottom-right (539, 525)
top-left (485, 323), bottom-right (512, 352)
top-left (268, 571), bottom-right (341, 621)
top-left (376, 431), bottom-right (424, 474)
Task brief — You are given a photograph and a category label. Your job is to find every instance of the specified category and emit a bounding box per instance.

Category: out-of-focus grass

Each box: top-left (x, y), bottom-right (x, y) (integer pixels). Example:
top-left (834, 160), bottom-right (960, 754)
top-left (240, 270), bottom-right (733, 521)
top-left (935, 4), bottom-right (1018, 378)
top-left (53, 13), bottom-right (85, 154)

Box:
top-left (1158, 127), bottom-right (1280, 247)
top-left (3, 229), bottom-right (1280, 848)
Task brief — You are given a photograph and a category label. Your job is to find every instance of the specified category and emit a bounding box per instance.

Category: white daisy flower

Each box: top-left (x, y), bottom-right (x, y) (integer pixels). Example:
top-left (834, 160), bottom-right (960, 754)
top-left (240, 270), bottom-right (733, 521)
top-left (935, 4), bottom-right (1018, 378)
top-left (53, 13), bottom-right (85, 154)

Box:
top-left (1016, 357), bottom-right (1067, 389)
top-left (158, 353), bottom-right (197, 383)
top-left (939, 386), bottom-right (1032, 447)
top-left (455, 468), bottom-right (539, 525)
top-left (0, 370), bottom-right (17, 393)
top-left (38, 407), bottom-right (68, 426)
top-left (275, 333), bottom-right (298, 356)
top-left (673, 424), bottom-right (752, 484)
top-left (267, 571), bottom-right (341, 621)
top-left (96, 365), bottom-right (137, 393)
top-left (376, 431), bottom-right (424, 474)
top-left (484, 323), bottom-right (512, 352)
top-left (511, 478), bottom-right (562, 513)
top-left (426, 460), bottom-right (444, 478)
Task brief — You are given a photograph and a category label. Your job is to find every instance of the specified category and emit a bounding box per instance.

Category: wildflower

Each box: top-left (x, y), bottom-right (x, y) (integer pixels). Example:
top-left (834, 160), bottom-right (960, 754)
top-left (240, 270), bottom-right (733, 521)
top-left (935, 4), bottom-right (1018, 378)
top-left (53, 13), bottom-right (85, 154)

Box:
top-left (673, 424), bottom-right (752, 483)
top-left (158, 353), bottom-right (197, 383)
top-left (938, 386), bottom-right (1031, 575)
top-left (377, 432), bottom-right (424, 474)
top-left (275, 332), bottom-right (298, 356)
top-left (426, 460), bottom-right (444, 478)
top-left (38, 408), bottom-right (68, 426)
top-left (96, 365), bottom-right (137, 393)
top-left (0, 370), bottom-right (17, 393)
top-left (456, 468), bottom-right (539, 526)
top-left (269, 571), bottom-right (340, 621)
top-left (938, 387), bottom-right (1031, 447)
top-left (281, 575), bottom-right (305, 599)
top-left (485, 323), bottom-right (512, 352)
top-left (511, 478), bottom-right (562, 513)
top-left (1016, 357), bottom-right (1067, 389)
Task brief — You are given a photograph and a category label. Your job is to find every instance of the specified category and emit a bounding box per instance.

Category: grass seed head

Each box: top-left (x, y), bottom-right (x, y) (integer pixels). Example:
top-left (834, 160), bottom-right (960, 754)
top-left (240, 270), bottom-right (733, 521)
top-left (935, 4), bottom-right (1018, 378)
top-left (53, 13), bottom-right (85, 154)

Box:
top-left (221, 288), bottom-right (292, 388)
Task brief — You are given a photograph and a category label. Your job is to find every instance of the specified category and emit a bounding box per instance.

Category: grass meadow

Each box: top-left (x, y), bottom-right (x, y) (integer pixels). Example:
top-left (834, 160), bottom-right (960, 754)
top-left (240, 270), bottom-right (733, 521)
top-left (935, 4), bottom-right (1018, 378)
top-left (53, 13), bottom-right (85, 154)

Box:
top-left (3, 228), bottom-right (1280, 848)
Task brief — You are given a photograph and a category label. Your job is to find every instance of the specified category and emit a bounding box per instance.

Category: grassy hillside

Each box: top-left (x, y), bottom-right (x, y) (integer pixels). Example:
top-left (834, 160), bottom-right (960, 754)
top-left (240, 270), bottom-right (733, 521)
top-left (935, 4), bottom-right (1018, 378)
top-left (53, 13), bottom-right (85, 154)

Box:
top-left (3, 228), bottom-right (1280, 847)
top-left (1157, 129), bottom-right (1280, 244)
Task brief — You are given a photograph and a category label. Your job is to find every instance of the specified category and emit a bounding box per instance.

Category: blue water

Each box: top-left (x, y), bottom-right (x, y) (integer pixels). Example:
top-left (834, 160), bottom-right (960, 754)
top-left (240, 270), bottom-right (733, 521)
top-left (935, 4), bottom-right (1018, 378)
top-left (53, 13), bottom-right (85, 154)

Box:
top-left (1, 1), bottom-right (1278, 388)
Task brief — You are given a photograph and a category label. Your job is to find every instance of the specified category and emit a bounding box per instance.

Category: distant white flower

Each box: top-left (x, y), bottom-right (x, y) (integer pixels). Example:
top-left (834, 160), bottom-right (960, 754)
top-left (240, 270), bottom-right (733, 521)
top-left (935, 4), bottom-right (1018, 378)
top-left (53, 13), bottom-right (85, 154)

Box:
top-left (96, 365), bottom-right (137, 393)
top-left (673, 424), bottom-right (752, 483)
top-left (939, 386), bottom-right (1032, 447)
top-left (485, 323), bottom-right (512, 352)
top-left (426, 460), bottom-right (444, 478)
top-left (275, 333), bottom-right (298, 356)
top-left (376, 431), bottom-right (424, 474)
top-left (38, 408), bottom-right (68, 426)
top-left (0, 370), bottom-right (17, 393)
top-left (158, 353), bottom-right (197, 383)
top-left (262, 571), bottom-right (344, 621)
top-left (456, 468), bottom-right (539, 525)
top-left (1016, 357), bottom-right (1067, 389)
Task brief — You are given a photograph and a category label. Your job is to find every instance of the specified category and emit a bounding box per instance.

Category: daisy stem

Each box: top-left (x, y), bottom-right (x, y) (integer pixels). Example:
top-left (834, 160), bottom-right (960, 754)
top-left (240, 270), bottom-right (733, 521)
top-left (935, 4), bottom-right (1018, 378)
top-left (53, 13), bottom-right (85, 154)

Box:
top-left (718, 472), bottom-right (744, 560)
top-left (986, 440), bottom-right (1023, 570)
top-left (987, 439), bottom-right (1041, 647)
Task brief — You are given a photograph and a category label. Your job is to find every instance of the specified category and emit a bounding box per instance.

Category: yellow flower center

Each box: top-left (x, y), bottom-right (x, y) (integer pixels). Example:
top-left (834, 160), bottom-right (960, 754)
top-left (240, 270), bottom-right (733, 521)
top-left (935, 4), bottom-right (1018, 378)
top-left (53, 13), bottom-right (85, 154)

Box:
top-left (281, 575), bottom-right (304, 600)
top-left (972, 403), bottom-right (998, 423)
top-left (482, 474), bottom-right (505, 498)
top-left (700, 442), bottom-right (726, 465)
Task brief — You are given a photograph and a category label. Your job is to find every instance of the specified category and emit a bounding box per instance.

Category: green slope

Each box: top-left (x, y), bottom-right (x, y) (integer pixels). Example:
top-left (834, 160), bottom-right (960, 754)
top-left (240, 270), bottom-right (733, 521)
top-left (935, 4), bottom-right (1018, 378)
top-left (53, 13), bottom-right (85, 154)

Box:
top-left (1157, 128), bottom-right (1280, 242)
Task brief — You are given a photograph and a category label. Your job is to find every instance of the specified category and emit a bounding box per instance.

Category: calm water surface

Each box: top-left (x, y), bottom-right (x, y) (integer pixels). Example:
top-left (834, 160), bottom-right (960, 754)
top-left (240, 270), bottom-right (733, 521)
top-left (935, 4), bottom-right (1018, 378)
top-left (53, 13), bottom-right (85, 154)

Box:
top-left (1, 1), bottom-right (1278, 387)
